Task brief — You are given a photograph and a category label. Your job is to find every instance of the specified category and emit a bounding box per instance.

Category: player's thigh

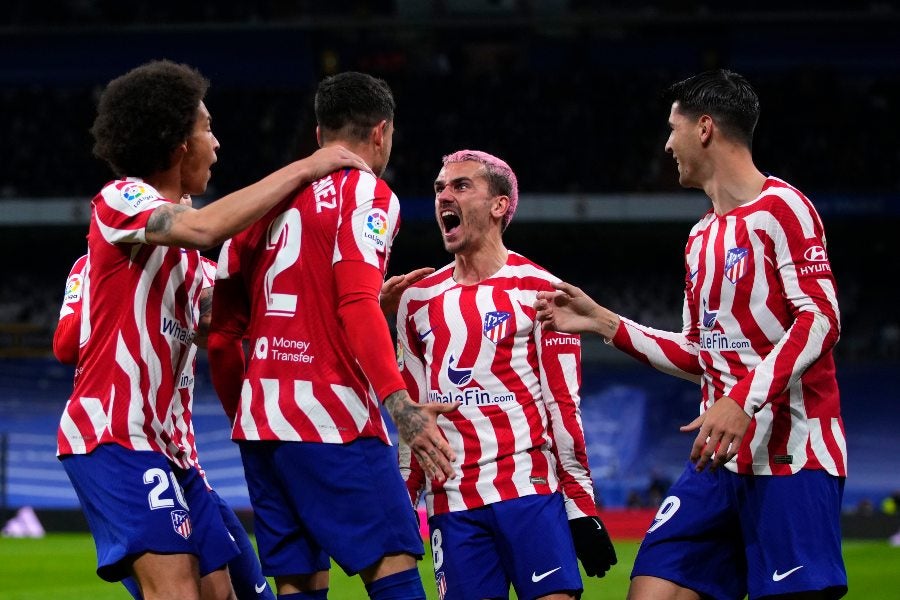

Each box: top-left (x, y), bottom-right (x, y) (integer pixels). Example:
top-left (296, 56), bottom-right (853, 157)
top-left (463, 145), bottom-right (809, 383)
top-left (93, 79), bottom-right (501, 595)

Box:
top-left (631, 462), bottom-right (746, 600)
top-left (493, 494), bottom-right (582, 599)
top-left (740, 470), bottom-right (847, 599)
top-left (132, 551), bottom-right (201, 600)
top-left (271, 438), bottom-right (425, 576)
top-left (428, 508), bottom-right (507, 600)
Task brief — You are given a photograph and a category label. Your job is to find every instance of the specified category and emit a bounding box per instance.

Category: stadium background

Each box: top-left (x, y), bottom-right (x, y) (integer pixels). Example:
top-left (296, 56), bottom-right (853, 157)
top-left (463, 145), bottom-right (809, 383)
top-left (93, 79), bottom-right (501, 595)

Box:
top-left (1, 0), bottom-right (898, 545)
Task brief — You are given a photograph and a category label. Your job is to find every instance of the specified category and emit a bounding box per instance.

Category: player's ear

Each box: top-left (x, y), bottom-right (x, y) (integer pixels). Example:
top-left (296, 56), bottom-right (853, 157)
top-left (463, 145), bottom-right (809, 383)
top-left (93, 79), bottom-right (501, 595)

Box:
top-left (316, 126), bottom-right (323, 148)
top-left (371, 119), bottom-right (387, 149)
top-left (491, 195), bottom-right (509, 222)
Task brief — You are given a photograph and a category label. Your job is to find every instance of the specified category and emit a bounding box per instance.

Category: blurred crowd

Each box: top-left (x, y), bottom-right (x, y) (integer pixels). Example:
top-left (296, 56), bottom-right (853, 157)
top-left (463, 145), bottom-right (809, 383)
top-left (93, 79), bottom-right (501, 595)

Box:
top-left (1, 4), bottom-right (898, 363)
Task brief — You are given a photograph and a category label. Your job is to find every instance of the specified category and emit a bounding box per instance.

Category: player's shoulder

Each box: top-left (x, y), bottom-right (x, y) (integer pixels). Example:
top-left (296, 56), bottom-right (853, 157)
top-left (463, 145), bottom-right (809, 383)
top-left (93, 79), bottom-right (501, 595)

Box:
top-left (504, 251), bottom-right (558, 288)
top-left (97, 178), bottom-right (168, 210)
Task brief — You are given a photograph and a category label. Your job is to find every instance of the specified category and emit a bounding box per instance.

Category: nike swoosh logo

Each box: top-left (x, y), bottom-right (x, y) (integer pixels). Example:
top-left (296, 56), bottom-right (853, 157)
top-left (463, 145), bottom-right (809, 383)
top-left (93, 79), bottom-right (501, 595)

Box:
top-left (418, 328), bottom-right (433, 341)
top-left (255, 582), bottom-right (267, 593)
top-left (689, 268), bottom-right (700, 280)
top-left (772, 565), bottom-right (804, 581)
top-left (531, 567), bottom-right (562, 582)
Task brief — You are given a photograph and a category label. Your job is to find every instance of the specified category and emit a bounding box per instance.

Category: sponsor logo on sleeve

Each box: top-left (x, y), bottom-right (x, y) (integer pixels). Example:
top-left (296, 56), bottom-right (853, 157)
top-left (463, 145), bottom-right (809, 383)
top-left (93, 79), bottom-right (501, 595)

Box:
top-left (361, 208), bottom-right (389, 251)
top-left (798, 243), bottom-right (832, 276)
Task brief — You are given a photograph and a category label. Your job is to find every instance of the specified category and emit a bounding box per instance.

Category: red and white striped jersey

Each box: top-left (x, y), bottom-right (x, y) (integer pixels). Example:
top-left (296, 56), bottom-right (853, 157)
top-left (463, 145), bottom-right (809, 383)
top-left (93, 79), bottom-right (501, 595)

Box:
top-left (57, 179), bottom-right (207, 470)
top-left (214, 168), bottom-right (399, 444)
top-left (397, 252), bottom-right (598, 519)
top-left (56, 253), bottom-right (215, 485)
top-left (612, 177), bottom-right (846, 476)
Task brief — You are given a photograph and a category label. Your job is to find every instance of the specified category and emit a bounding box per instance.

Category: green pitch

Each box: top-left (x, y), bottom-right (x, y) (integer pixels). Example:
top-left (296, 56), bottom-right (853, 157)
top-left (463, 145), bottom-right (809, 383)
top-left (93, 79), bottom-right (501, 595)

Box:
top-left (0, 534), bottom-right (896, 599)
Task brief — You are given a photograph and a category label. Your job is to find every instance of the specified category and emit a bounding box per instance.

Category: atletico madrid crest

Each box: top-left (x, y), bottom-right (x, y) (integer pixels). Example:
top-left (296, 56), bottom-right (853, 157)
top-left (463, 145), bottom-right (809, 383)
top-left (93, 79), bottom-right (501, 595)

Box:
top-left (724, 247), bottom-right (750, 284)
top-left (483, 311), bottom-right (512, 343)
top-left (435, 571), bottom-right (447, 600)
top-left (171, 509), bottom-right (192, 540)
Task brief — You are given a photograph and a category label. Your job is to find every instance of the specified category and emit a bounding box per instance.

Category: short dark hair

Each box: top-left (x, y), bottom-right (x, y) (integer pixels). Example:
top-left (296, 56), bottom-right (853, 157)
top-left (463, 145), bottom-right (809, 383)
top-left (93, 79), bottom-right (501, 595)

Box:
top-left (314, 71), bottom-right (395, 143)
top-left (665, 69), bottom-right (760, 149)
top-left (91, 60), bottom-right (209, 177)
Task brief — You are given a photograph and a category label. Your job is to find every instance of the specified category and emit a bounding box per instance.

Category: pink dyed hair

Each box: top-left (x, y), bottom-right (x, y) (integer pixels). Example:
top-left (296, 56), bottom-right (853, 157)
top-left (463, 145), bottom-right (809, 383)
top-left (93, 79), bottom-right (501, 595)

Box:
top-left (442, 149), bottom-right (519, 231)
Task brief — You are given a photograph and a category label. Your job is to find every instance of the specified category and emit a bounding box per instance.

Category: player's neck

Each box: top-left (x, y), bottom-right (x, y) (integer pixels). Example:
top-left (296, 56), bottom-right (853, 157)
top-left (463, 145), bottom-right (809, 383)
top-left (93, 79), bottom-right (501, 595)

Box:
top-left (704, 151), bottom-right (767, 216)
top-left (322, 140), bottom-right (380, 177)
top-left (453, 241), bottom-right (508, 286)
top-left (142, 169), bottom-right (185, 202)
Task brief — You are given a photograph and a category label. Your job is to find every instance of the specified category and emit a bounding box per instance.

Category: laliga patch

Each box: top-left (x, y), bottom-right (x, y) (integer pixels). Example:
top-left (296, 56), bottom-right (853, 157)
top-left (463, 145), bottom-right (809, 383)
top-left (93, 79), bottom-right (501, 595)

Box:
top-left (361, 208), bottom-right (389, 251)
top-left (64, 274), bottom-right (84, 303)
top-left (119, 182), bottom-right (157, 206)
top-left (724, 247), bottom-right (749, 284)
top-left (483, 310), bottom-right (512, 343)
top-left (170, 509), bottom-right (192, 539)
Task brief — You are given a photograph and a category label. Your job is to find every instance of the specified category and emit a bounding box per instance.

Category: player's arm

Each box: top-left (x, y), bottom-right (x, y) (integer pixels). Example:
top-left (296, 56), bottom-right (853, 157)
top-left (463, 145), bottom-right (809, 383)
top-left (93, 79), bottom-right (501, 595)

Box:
top-left (535, 280), bottom-right (702, 383)
top-left (396, 294), bottom-right (431, 502)
top-left (145, 146), bottom-right (370, 250)
top-left (208, 274), bottom-right (250, 424)
top-left (334, 260), bottom-right (458, 482)
top-left (536, 322), bottom-right (617, 578)
top-left (53, 255), bottom-right (88, 365)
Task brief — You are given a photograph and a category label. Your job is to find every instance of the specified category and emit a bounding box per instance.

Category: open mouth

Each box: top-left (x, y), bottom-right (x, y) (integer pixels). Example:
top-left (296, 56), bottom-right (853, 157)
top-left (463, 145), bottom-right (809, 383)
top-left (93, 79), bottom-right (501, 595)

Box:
top-left (441, 210), bottom-right (461, 234)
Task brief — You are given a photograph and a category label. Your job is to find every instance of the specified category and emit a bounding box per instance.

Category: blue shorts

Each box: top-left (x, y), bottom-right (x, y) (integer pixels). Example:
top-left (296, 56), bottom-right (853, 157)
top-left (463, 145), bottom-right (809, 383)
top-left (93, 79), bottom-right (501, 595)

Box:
top-left (61, 444), bottom-right (239, 582)
top-left (239, 438), bottom-right (424, 577)
top-left (632, 461), bottom-right (847, 600)
top-left (427, 493), bottom-right (582, 600)
top-left (119, 489), bottom-right (274, 600)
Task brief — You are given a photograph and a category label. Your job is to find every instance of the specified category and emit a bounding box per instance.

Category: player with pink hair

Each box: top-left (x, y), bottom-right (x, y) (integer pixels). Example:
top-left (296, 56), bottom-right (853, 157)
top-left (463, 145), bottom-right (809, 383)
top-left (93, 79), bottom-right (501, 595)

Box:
top-left (397, 149), bottom-right (616, 600)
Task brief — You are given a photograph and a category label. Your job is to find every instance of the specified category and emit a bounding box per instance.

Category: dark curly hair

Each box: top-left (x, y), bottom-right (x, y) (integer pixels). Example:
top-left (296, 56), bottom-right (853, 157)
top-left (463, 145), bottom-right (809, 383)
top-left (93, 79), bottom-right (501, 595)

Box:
top-left (314, 71), bottom-right (394, 143)
top-left (91, 60), bottom-right (209, 177)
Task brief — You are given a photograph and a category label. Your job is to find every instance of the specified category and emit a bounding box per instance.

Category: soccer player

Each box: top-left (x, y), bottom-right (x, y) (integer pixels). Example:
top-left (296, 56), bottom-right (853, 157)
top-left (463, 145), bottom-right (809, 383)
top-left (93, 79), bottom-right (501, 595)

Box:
top-left (207, 71), bottom-right (457, 600)
top-left (395, 150), bottom-right (617, 600)
top-left (56, 59), bottom-right (368, 600)
top-left (54, 240), bottom-right (275, 600)
top-left (535, 69), bottom-right (847, 600)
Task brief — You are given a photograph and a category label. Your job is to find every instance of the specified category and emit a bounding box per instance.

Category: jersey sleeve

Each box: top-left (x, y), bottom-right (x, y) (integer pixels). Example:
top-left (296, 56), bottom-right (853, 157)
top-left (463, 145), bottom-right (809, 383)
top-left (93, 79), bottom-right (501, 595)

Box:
top-left (53, 255), bottom-right (89, 365)
top-left (727, 197), bottom-right (840, 414)
top-left (536, 323), bottom-right (598, 519)
top-left (334, 170), bottom-right (401, 275)
top-left (93, 180), bottom-right (171, 245)
top-left (333, 260), bottom-right (406, 401)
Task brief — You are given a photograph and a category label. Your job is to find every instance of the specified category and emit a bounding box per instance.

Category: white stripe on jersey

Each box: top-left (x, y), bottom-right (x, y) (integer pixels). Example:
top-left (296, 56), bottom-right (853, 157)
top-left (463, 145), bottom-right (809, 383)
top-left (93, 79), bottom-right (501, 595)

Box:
top-left (116, 333), bottom-right (155, 452)
top-left (331, 383), bottom-right (372, 434)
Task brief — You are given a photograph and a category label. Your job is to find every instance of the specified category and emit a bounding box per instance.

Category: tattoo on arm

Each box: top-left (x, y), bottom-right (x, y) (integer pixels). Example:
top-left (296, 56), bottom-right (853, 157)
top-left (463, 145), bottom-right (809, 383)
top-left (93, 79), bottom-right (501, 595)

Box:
top-left (384, 391), bottom-right (426, 443)
top-left (199, 287), bottom-right (214, 319)
top-left (146, 204), bottom-right (189, 236)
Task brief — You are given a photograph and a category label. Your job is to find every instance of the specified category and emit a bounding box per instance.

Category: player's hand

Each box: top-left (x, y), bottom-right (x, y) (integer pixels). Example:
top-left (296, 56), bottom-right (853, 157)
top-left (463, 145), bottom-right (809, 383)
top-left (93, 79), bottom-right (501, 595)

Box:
top-left (300, 145), bottom-right (372, 180)
top-left (569, 516), bottom-right (617, 578)
top-left (380, 267), bottom-right (435, 316)
top-left (385, 391), bottom-right (460, 482)
top-left (680, 395), bottom-right (751, 471)
top-left (534, 281), bottom-right (618, 339)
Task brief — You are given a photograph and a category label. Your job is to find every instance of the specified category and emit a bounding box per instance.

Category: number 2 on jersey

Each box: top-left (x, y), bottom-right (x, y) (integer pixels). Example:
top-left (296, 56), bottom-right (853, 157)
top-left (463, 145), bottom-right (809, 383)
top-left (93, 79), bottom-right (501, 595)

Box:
top-left (264, 208), bottom-right (301, 317)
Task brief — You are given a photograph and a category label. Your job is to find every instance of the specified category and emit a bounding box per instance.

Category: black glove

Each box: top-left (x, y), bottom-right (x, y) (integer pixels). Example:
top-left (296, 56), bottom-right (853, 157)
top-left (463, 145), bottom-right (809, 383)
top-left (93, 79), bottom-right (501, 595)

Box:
top-left (569, 516), bottom-right (618, 578)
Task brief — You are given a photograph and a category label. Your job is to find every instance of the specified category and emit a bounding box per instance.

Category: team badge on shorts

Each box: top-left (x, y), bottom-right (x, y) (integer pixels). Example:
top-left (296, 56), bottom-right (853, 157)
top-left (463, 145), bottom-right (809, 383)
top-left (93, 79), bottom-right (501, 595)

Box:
top-left (435, 571), bottom-right (447, 600)
top-left (483, 311), bottom-right (512, 343)
top-left (171, 509), bottom-right (192, 539)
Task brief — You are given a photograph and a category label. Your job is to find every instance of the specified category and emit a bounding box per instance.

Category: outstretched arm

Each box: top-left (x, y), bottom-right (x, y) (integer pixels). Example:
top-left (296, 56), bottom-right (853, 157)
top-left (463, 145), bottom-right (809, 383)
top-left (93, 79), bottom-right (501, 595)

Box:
top-left (146, 146), bottom-right (371, 249)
